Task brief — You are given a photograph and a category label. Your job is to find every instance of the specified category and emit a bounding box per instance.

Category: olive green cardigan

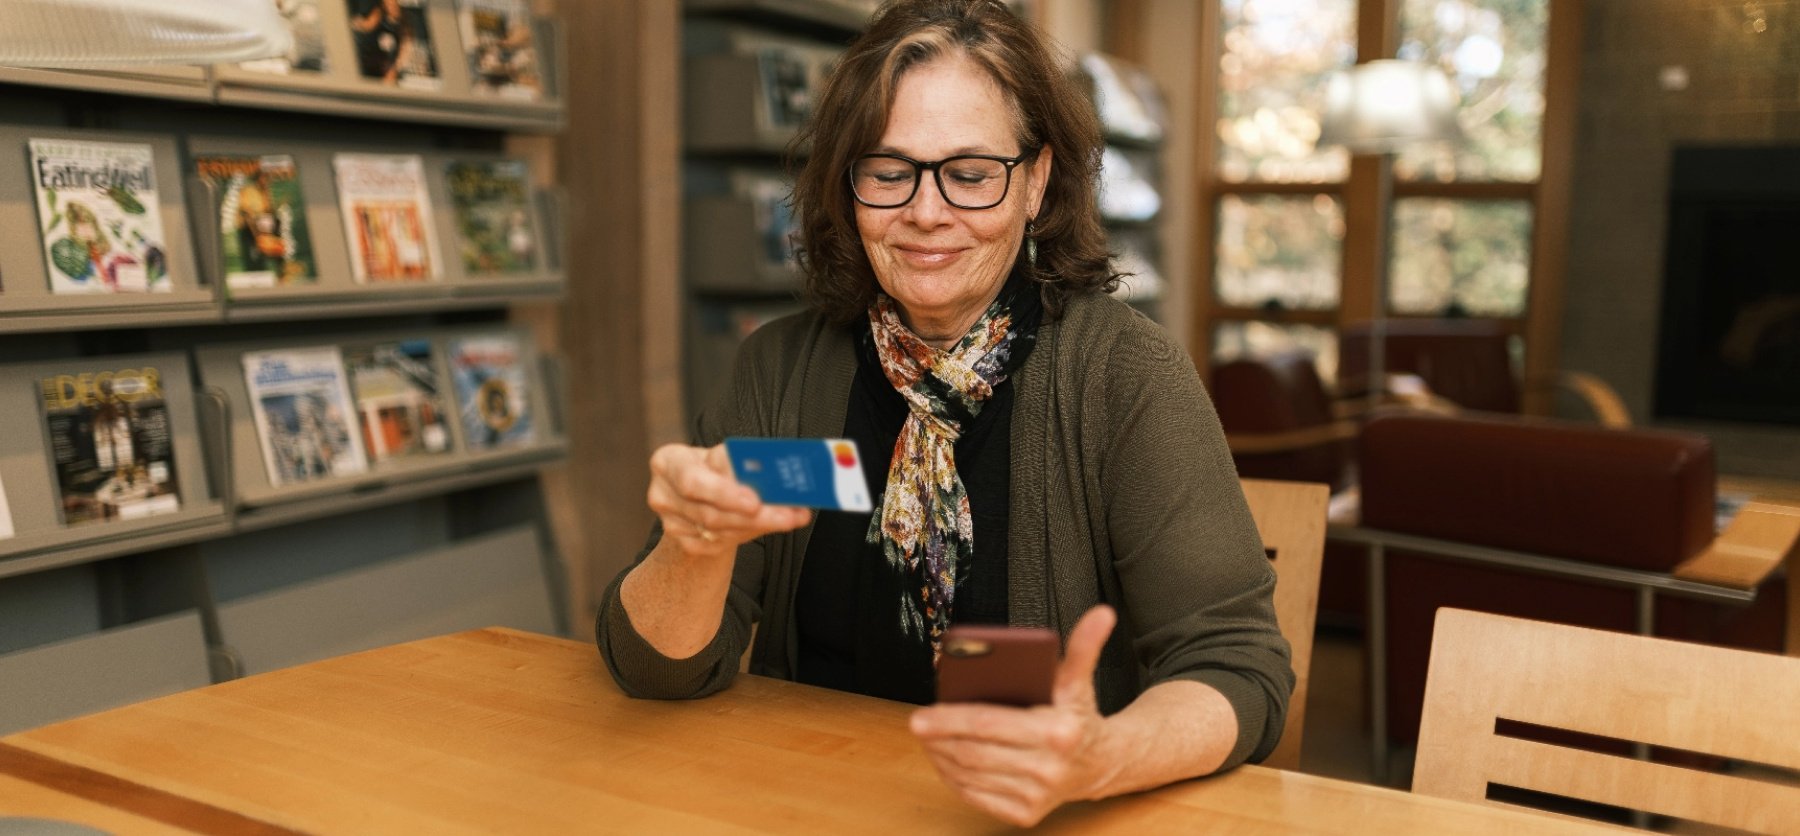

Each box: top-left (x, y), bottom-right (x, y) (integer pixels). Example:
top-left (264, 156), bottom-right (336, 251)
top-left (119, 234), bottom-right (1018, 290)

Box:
top-left (597, 292), bottom-right (1293, 768)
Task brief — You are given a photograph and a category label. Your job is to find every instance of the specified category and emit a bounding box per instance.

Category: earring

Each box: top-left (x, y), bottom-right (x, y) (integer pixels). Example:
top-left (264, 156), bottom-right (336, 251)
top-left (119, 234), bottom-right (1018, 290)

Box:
top-left (1025, 220), bottom-right (1038, 268)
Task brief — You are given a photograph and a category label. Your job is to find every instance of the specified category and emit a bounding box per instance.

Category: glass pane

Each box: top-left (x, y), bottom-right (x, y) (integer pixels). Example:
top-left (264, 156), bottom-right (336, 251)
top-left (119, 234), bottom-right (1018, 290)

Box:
top-left (1213, 320), bottom-right (1339, 383)
top-left (1395, 0), bottom-right (1548, 182)
top-left (1217, 0), bottom-right (1356, 183)
top-left (1388, 197), bottom-right (1533, 316)
top-left (1215, 193), bottom-right (1344, 311)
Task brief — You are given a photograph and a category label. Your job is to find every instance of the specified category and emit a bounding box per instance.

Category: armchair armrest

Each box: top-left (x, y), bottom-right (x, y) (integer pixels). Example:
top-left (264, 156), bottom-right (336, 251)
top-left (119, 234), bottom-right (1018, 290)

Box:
top-left (1225, 420), bottom-right (1361, 456)
top-left (1524, 370), bottom-right (1632, 428)
top-left (1672, 501), bottom-right (1800, 589)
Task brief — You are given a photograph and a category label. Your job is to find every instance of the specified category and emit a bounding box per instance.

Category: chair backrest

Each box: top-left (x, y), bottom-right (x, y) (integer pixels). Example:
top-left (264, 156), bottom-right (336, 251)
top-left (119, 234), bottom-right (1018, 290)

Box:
top-left (1239, 478), bottom-right (1329, 770)
top-left (1212, 352), bottom-right (1349, 490)
top-left (1340, 319), bottom-right (1519, 413)
top-left (1415, 608), bottom-right (1800, 831)
top-left (1360, 412), bottom-right (1716, 572)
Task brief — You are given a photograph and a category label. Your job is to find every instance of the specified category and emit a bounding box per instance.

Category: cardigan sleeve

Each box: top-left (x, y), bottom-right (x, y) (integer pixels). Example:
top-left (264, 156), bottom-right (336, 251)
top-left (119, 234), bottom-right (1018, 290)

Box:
top-left (1095, 318), bottom-right (1295, 769)
top-left (593, 324), bottom-right (786, 699)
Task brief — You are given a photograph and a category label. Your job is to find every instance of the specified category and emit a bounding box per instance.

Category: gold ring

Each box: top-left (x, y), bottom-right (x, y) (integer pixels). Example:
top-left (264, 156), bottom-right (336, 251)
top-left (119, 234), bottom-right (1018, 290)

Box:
top-left (697, 526), bottom-right (718, 543)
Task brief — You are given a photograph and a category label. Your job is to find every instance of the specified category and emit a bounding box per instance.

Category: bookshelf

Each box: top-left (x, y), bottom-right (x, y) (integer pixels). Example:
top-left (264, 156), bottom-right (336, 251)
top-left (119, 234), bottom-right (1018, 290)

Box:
top-left (679, 0), bottom-right (869, 417)
top-left (1081, 52), bottom-right (1170, 325)
top-left (0, 0), bottom-right (570, 735)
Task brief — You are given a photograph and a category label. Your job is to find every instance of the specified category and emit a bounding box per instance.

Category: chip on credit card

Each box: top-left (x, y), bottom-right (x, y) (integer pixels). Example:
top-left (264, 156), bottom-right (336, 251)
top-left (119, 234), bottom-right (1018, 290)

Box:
top-left (723, 437), bottom-right (873, 512)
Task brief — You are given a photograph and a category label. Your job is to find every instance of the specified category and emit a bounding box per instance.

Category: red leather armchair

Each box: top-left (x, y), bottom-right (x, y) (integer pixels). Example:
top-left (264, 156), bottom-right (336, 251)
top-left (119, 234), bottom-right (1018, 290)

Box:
top-left (1357, 412), bottom-right (1790, 749)
top-left (1211, 350), bottom-right (1352, 492)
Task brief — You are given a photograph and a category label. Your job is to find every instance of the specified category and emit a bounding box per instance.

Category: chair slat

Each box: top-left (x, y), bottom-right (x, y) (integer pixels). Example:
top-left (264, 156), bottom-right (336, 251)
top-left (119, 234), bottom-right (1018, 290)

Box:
top-left (1415, 609), bottom-right (1800, 830)
top-left (1485, 735), bottom-right (1800, 833)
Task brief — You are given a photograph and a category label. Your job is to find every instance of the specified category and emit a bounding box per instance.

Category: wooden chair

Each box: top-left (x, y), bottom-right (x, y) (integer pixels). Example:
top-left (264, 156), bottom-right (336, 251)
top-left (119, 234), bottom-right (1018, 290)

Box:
top-left (1414, 608), bottom-right (1800, 831)
top-left (1239, 478), bottom-right (1329, 771)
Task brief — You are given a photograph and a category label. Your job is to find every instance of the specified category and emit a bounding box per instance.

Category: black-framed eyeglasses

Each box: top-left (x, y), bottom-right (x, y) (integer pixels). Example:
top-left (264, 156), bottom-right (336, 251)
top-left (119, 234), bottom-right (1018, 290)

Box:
top-left (848, 150), bottom-right (1036, 210)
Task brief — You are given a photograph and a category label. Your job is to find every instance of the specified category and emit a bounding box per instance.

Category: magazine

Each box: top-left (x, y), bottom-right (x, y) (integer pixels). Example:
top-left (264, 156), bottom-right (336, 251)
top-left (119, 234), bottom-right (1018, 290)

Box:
top-left (333, 153), bottom-right (439, 283)
top-left (447, 334), bottom-right (533, 450)
top-left (734, 171), bottom-right (796, 271)
top-left (29, 138), bottom-right (169, 295)
top-left (757, 46), bottom-right (817, 131)
top-left (243, 347), bottom-right (368, 486)
top-left (446, 159), bottom-right (538, 275)
top-left (240, 0), bottom-right (328, 74)
top-left (0, 473), bottom-right (12, 539)
top-left (347, 0), bottom-right (442, 90)
top-left (345, 339), bottom-right (453, 463)
top-left (195, 154), bottom-right (318, 290)
top-left (39, 366), bottom-right (182, 527)
top-left (457, 0), bottom-right (541, 100)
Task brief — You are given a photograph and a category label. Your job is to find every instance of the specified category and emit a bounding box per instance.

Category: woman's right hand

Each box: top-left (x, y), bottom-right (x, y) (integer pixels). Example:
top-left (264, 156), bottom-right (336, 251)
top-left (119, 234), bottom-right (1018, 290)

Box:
top-left (647, 443), bottom-right (812, 559)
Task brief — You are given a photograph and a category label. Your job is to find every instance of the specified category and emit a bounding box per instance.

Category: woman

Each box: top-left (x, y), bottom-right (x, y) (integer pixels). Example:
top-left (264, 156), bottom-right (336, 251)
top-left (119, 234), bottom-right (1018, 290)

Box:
top-left (597, 0), bottom-right (1291, 826)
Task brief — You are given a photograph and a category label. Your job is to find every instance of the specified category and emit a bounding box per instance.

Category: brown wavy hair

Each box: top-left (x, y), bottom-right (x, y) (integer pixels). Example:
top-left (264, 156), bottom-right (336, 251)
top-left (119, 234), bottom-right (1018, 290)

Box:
top-left (790, 0), bottom-right (1117, 323)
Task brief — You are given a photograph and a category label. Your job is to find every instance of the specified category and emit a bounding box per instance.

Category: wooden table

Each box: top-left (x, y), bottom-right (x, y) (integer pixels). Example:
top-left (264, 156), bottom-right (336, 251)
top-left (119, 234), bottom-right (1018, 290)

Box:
top-left (0, 628), bottom-right (1627, 834)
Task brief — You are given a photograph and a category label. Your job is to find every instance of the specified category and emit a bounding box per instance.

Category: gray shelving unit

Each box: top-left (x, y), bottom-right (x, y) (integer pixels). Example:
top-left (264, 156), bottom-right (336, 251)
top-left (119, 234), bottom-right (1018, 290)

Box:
top-left (680, 3), bottom-right (864, 417)
top-left (0, 10), bottom-right (572, 733)
top-left (1082, 52), bottom-right (1170, 324)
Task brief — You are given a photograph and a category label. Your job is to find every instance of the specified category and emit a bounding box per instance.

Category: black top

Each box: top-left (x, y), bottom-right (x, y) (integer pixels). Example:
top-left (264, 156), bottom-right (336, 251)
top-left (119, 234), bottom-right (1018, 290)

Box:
top-left (793, 275), bottom-right (1041, 705)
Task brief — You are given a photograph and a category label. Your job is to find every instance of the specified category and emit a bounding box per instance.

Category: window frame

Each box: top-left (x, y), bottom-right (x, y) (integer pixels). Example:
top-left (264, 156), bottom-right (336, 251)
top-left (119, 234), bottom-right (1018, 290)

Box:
top-left (1189, 0), bottom-right (1582, 415)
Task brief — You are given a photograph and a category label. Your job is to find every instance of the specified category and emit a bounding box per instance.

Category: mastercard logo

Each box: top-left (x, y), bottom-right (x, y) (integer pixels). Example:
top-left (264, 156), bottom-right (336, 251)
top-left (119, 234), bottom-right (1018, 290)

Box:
top-left (832, 442), bottom-right (858, 469)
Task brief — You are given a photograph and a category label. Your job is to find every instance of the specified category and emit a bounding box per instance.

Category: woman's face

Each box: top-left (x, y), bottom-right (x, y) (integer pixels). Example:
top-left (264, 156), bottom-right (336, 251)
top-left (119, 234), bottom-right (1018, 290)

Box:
top-left (855, 54), bottom-right (1052, 346)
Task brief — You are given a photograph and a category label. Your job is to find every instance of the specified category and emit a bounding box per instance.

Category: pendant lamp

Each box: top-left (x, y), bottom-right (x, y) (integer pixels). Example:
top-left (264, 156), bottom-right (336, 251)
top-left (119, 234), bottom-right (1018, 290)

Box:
top-left (1315, 59), bottom-right (1461, 155)
top-left (0, 0), bottom-right (292, 68)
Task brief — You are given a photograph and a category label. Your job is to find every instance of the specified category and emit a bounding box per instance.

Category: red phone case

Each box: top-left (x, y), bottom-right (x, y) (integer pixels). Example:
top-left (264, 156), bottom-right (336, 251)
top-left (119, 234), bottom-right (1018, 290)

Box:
top-left (935, 625), bottom-right (1059, 707)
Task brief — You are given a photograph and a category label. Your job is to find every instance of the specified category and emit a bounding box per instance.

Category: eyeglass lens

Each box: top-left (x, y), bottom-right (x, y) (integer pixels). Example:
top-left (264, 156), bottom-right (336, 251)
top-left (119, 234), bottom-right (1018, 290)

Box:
top-left (852, 156), bottom-right (1012, 209)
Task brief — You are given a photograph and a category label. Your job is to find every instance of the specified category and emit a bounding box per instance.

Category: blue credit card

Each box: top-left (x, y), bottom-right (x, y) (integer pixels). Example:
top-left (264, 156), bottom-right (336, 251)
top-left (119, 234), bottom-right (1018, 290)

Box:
top-left (723, 437), bottom-right (873, 512)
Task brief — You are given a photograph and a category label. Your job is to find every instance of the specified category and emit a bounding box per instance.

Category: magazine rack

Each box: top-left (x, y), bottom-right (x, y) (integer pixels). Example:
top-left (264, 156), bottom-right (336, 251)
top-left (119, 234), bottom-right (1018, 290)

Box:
top-left (210, 524), bottom-right (556, 679)
top-left (0, 5), bottom-right (564, 133)
top-left (684, 170), bottom-right (800, 294)
top-left (1081, 52), bottom-right (1169, 323)
top-left (0, 351), bottom-right (228, 579)
top-left (683, 20), bottom-right (844, 154)
top-left (192, 323), bottom-right (566, 528)
top-left (0, 65), bottom-right (214, 104)
top-left (0, 126), bottom-right (216, 334)
top-left (684, 0), bottom-right (878, 34)
top-left (0, 14), bottom-right (572, 730)
top-left (185, 137), bottom-right (567, 321)
top-left (212, 1), bottom-right (566, 133)
top-left (680, 10), bottom-right (857, 414)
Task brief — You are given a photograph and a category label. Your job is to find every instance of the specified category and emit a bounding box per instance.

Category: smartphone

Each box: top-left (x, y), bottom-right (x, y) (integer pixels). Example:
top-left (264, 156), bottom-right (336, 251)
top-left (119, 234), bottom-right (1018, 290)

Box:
top-left (935, 625), bottom-right (1059, 707)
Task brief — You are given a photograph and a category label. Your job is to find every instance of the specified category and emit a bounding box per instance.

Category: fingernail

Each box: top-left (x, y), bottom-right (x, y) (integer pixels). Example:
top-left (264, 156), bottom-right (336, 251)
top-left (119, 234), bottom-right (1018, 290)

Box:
top-left (909, 712), bottom-right (929, 734)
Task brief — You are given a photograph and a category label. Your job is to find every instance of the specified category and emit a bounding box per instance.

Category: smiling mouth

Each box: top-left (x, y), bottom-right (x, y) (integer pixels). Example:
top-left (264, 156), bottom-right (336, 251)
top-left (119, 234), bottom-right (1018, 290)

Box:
top-left (896, 245), bottom-right (966, 263)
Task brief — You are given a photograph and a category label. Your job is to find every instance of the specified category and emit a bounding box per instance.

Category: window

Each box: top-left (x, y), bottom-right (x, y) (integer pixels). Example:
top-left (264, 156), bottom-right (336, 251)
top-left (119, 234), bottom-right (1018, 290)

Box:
top-left (1197, 0), bottom-right (1570, 399)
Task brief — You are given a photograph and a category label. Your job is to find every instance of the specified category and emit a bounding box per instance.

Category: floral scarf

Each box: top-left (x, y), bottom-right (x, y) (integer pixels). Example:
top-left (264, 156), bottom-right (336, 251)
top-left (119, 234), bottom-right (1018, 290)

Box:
top-left (865, 291), bottom-right (1022, 662)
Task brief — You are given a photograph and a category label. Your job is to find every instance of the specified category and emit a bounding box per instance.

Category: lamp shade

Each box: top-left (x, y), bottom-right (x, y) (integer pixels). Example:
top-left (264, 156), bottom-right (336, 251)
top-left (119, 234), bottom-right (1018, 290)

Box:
top-left (0, 0), bottom-right (292, 68)
top-left (1314, 59), bottom-right (1461, 155)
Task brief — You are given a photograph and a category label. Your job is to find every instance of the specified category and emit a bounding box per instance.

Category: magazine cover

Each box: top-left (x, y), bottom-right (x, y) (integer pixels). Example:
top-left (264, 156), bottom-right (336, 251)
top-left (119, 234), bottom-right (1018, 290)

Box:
top-left (333, 153), bottom-right (439, 284)
top-left (734, 171), bottom-right (796, 271)
top-left (446, 159), bottom-right (538, 275)
top-left (347, 0), bottom-right (442, 90)
top-left (756, 46), bottom-right (815, 131)
top-left (29, 138), bottom-right (169, 295)
top-left (0, 473), bottom-right (12, 539)
top-left (447, 334), bottom-right (533, 450)
top-left (457, 0), bottom-right (540, 100)
top-left (345, 339), bottom-right (453, 463)
top-left (195, 154), bottom-right (318, 290)
top-left (39, 366), bottom-right (182, 527)
top-left (240, 0), bottom-right (327, 74)
top-left (243, 347), bottom-right (368, 486)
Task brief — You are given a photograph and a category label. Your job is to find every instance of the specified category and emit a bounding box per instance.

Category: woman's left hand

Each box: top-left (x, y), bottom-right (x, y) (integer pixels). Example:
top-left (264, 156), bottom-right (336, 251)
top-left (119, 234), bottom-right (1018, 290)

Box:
top-left (909, 605), bottom-right (1120, 827)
